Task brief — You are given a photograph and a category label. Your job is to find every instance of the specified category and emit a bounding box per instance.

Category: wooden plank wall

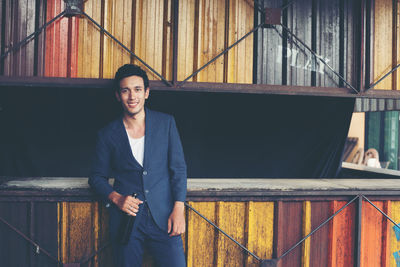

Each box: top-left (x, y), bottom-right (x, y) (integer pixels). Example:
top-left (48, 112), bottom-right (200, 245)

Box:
top-left (69, 0), bottom-right (254, 83)
top-left (4, 199), bottom-right (400, 266)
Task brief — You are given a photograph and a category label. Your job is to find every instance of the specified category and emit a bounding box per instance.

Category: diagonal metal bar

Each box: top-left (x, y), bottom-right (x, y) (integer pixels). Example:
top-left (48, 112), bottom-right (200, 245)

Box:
top-left (367, 63), bottom-right (400, 90)
top-left (185, 202), bottom-right (262, 262)
top-left (362, 195), bottom-right (400, 230)
top-left (81, 11), bottom-right (173, 87)
top-left (177, 23), bottom-right (264, 87)
top-left (275, 24), bottom-right (359, 94)
top-left (0, 215), bottom-right (62, 265)
top-left (0, 10), bottom-right (66, 60)
top-left (277, 195), bottom-right (359, 261)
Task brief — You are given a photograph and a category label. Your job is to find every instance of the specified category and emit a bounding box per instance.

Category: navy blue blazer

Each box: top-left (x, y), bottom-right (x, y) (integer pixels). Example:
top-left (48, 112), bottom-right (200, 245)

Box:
top-left (89, 108), bottom-right (187, 234)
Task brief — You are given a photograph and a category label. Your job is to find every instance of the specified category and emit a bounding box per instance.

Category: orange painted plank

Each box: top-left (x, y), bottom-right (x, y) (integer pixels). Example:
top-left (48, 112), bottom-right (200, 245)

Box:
top-left (328, 201), bottom-right (355, 267)
top-left (360, 200), bottom-right (390, 267)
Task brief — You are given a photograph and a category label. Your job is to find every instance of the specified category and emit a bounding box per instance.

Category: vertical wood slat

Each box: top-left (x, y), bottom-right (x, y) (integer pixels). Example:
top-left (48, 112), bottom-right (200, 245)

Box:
top-left (77, 0), bottom-right (102, 78)
top-left (373, 0), bottom-right (393, 90)
top-left (274, 201), bottom-right (303, 267)
top-left (45, 0), bottom-right (79, 78)
top-left (177, 0), bottom-right (196, 81)
top-left (360, 200), bottom-right (390, 267)
top-left (328, 200), bottom-right (355, 267)
top-left (310, 202), bottom-right (331, 267)
top-left (246, 201), bottom-right (274, 267)
top-left (58, 202), bottom-right (101, 265)
top-left (1, 0), bottom-right (38, 76)
top-left (132, 0), bottom-right (170, 80)
top-left (301, 201), bottom-right (311, 267)
top-left (226, 0), bottom-right (253, 84)
top-left (102, 0), bottom-right (132, 79)
top-left (389, 201), bottom-right (400, 267)
top-left (186, 202), bottom-right (217, 267)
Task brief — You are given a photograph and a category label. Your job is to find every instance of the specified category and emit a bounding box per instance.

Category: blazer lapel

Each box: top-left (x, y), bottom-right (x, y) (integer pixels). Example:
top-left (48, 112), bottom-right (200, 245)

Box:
top-left (143, 108), bottom-right (155, 169)
top-left (113, 117), bottom-right (143, 169)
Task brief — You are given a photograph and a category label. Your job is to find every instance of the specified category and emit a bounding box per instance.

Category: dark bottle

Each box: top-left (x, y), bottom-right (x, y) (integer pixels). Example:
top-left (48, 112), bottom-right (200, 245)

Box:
top-left (117, 193), bottom-right (137, 245)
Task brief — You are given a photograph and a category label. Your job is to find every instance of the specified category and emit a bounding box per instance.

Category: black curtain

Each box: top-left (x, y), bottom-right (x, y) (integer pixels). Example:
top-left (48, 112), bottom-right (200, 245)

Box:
top-left (0, 86), bottom-right (354, 178)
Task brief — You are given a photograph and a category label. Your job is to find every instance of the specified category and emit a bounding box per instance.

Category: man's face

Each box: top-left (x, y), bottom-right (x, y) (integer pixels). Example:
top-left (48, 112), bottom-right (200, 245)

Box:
top-left (115, 75), bottom-right (149, 117)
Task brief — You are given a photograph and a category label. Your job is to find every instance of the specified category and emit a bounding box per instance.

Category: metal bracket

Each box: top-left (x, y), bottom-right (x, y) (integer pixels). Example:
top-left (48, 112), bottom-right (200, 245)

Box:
top-left (264, 8), bottom-right (281, 26)
top-left (260, 259), bottom-right (278, 267)
top-left (64, 0), bottom-right (84, 16)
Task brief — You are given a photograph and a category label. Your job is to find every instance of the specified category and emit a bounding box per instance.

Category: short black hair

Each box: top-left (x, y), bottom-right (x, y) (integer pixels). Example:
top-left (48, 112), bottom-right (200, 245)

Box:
top-left (114, 64), bottom-right (149, 91)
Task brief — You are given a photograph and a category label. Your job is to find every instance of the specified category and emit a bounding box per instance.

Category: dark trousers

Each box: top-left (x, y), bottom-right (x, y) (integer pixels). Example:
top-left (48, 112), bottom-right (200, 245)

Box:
top-left (113, 203), bottom-right (186, 267)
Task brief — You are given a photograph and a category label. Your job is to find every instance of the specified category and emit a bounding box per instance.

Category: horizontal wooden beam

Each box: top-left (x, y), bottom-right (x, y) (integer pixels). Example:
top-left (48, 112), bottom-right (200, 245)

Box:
top-left (1, 76), bottom-right (399, 99)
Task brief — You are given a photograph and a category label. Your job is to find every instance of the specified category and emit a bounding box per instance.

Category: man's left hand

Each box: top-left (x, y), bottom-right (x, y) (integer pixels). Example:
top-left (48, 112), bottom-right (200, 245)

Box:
top-left (168, 201), bottom-right (185, 236)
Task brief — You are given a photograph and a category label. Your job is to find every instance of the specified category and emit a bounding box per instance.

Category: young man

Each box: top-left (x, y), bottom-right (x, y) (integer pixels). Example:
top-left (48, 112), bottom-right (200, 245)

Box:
top-left (89, 64), bottom-right (187, 267)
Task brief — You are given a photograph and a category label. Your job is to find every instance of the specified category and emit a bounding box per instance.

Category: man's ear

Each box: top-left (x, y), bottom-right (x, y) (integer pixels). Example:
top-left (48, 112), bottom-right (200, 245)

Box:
top-left (115, 91), bottom-right (121, 102)
top-left (145, 88), bottom-right (150, 99)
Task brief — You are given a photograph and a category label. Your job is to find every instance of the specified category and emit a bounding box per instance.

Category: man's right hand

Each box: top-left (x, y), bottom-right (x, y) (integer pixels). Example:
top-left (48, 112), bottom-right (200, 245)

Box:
top-left (108, 191), bottom-right (143, 216)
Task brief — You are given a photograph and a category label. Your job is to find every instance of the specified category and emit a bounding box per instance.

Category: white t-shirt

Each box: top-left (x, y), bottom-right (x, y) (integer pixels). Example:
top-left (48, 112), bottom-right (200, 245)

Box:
top-left (127, 135), bottom-right (145, 166)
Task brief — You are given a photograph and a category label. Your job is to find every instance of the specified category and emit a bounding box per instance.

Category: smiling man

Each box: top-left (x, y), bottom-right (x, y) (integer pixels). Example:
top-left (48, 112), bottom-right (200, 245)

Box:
top-left (89, 64), bottom-right (187, 267)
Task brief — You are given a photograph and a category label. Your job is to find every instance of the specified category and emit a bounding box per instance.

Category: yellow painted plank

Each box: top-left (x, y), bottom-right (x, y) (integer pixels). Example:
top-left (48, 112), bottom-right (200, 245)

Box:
top-left (216, 201), bottom-right (246, 267)
top-left (186, 201), bottom-right (216, 267)
top-left (102, 0), bottom-right (133, 78)
top-left (59, 202), bottom-right (98, 264)
top-left (373, 0), bottom-right (393, 90)
top-left (195, 0), bottom-right (225, 82)
top-left (178, 0), bottom-right (195, 81)
top-left (246, 201), bottom-right (274, 267)
top-left (389, 201), bottom-right (400, 267)
top-left (227, 0), bottom-right (253, 84)
top-left (302, 201), bottom-right (311, 267)
top-left (77, 0), bottom-right (101, 78)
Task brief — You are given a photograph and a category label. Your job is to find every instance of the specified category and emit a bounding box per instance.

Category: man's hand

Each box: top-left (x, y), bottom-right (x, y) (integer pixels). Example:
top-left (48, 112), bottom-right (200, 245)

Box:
top-left (168, 201), bottom-right (185, 236)
top-left (108, 191), bottom-right (143, 216)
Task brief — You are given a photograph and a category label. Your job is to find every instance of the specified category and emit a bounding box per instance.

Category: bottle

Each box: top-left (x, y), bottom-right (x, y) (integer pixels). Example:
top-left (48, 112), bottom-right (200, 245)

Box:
top-left (117, 193), bottom-right (137, 245)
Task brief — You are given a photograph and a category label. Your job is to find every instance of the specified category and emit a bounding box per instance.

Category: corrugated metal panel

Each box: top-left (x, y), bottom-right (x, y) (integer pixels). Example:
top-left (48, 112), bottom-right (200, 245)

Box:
top-left (354, 98), bottom-right (400, 112)
top-left (257, 0), bottom-right (355, 88)
top-left (286, 0), bottom-right (312, 86)
top-left (0, 0), bottom-right (44, 76)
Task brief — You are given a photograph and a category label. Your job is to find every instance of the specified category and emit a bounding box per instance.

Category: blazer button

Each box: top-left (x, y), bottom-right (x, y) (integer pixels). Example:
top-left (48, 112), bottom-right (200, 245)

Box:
top-left (143, 170), bottom-right (148, 175)
top-left (145, 190), bottom-right (149, 194)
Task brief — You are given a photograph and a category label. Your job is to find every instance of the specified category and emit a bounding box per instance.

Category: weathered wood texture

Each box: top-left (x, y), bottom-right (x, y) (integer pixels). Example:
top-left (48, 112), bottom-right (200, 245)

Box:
top-left (373, 0), bottom-right (399, 90)
top-left (45, 0), bottom-right (79, 77)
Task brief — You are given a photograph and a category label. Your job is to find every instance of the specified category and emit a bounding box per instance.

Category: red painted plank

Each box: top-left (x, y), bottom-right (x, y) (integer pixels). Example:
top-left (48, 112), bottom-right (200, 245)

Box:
top-left (45, 0), bottom-right (79, 77)
top-left (310, 202), bottom-right (331, 266)
top-left (273, 201), bottom-right (303, 267)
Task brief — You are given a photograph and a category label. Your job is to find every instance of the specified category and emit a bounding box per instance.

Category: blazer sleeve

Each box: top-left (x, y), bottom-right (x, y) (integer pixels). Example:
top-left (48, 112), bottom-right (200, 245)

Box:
top-left (168, 116), bottom-right (187, 202)
top-left (88, 131), bottom-right (114, 203)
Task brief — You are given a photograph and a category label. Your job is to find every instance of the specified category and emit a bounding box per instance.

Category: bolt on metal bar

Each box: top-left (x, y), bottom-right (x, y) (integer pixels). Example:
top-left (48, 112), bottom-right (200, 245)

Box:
top-left (362, 195), bottom-right (400, 230)
top-left (275, 24), bottom-right (359, 94)
top-left (0, 10), bottom-right (66, 60)
top-left (367, 63), bottom-right (400, 90)
top-left (0, 215), bottom-right (62, 265)
top-left (184, 202), bottom-right (262, 262)
top-left (81, 11), bottom-right (173, 87)
top-left (177, 23), bottom-right (264, 87)
top-left (277, 195), bottom-right (359, 261)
